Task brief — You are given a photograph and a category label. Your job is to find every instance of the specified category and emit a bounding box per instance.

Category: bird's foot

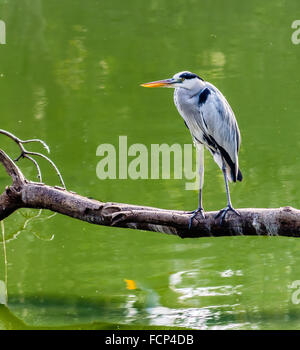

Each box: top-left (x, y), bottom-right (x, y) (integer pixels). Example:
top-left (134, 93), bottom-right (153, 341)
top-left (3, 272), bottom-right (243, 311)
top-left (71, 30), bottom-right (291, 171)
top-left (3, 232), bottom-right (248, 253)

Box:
top-left (188, 207), bottom-right (205, 230)
top-left (215, 205), bottom-right (240, 225)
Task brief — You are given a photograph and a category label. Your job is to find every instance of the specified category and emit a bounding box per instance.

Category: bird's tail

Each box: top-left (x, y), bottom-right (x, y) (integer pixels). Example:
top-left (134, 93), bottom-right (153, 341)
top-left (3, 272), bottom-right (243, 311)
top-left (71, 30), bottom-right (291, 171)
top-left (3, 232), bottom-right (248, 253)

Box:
top-left (229, 166), bottom-right (243, 183)
top-left (237, 168), bottom-right (243, 182)
top-left (213, 150), bottom-right (242, 183)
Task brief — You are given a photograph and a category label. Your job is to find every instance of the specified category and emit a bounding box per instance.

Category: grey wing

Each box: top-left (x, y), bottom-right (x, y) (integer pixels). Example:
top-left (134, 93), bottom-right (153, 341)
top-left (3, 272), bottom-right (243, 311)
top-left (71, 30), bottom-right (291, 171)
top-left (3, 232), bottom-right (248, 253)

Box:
top-left (197, 85), bottom-right (241, 182)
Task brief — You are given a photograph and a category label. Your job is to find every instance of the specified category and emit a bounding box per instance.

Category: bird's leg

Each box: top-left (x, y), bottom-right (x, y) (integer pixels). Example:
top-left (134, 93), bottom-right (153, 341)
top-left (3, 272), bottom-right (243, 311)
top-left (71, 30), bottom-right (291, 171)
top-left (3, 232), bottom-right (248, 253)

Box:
top-left (188, 189), bottom-right (205, 229)
top-left (188, 144), bottom-right (205, 229)
top-left (215, 159), bottom-right (240, 224)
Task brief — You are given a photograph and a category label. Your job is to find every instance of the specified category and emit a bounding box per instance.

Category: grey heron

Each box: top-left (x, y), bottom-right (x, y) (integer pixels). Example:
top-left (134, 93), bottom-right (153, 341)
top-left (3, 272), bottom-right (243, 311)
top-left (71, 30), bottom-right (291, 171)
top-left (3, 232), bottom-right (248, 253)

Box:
top-left (141, 71), bottom-right (242, 228)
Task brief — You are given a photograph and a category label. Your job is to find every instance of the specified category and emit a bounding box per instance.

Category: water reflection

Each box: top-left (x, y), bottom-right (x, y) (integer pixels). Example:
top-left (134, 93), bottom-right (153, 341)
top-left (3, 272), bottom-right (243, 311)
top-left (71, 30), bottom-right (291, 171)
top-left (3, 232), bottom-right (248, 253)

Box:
top-left (33, 86), bottom-right (48, 121)
top-left (0, 209), bottom-right (56, 243)
top-left (197, 50), bottom-right (227, 80)
top-left (122, 269), bottom-right (246, 329)
top-left (169, 270), bottom-right (242, 300)
top-left (55, 28), bottom-right (88, 92)
top-left (7, 290), bottom-right (248, 330)
top-left (146, 305), bottom-right (247, 330)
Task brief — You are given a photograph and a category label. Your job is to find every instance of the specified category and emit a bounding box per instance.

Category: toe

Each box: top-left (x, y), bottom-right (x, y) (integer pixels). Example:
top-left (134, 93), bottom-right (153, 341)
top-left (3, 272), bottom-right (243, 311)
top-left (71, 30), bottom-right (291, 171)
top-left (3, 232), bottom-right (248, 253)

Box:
top-left (188, 207), bottom-right (205, 229)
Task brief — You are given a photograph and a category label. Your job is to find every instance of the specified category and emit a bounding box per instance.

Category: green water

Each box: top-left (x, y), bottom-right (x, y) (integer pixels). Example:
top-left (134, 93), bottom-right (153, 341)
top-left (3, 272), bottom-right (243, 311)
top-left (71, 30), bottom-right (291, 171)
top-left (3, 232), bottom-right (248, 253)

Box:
top-left (0, 0), bottom-right (299, 330)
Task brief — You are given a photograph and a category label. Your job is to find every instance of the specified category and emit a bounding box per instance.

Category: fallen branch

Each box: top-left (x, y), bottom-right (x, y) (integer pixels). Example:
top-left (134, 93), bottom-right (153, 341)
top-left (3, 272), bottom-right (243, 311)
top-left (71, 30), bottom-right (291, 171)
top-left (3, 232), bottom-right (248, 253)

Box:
top-left (0, 149), bottom-right (299, 238)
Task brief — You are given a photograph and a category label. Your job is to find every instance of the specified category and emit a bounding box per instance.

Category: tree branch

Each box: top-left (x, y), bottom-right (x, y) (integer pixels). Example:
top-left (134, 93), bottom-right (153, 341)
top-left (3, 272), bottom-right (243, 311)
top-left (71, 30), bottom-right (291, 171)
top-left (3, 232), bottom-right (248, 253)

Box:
top-left (0, 149), bottom-right (299, 238)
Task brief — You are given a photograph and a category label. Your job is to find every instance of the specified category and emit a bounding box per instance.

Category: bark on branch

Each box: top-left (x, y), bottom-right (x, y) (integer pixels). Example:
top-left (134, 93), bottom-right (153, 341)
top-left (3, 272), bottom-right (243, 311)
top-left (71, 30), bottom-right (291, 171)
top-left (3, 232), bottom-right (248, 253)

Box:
top-left (0, 149), bottom-right (299, 238)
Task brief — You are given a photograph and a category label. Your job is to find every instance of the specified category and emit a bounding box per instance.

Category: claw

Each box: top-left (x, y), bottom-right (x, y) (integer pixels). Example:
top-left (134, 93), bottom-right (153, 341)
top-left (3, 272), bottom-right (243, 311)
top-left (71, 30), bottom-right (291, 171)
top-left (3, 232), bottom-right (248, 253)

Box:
top-left (215, 205), bottom-right (240, 225)
top-left (188, 207), bottom-right (205, 230)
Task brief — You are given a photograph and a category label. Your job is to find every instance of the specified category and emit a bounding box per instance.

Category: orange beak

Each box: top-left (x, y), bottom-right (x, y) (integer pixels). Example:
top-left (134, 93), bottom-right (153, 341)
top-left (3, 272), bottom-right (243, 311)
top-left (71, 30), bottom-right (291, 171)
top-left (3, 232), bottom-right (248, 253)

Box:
top-left (140, 79), bottom-right (174, 88)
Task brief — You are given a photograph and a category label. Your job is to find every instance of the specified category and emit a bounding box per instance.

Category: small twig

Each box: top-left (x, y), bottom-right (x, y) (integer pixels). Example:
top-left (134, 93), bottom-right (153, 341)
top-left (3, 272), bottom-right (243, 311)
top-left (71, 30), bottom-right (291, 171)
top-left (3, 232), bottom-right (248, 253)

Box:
top-left (25, 151), bottom-right (65, 189)
top-left (23, 154), bottom-right (43, 182)
top-left (0, 129), bottom-right (50, 154)
top-left (20, 138), bottom-right (50, 153)
top-left (0, 149), bottom-right (25, 187)
top-left (0, 129), bottom-right (65, 188)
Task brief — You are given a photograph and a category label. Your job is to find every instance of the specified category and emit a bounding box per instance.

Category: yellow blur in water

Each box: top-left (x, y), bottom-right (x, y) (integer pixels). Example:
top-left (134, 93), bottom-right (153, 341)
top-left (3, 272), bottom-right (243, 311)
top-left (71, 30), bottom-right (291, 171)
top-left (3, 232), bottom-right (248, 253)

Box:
top-left (124, 279), bottom-right (137, 290)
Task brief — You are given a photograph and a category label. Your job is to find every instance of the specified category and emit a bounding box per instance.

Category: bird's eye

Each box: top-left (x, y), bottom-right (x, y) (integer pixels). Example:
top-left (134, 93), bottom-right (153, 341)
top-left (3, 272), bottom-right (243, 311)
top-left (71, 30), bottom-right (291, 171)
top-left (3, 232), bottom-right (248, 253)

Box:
top-left (181, 78), bottom-right (185, 82)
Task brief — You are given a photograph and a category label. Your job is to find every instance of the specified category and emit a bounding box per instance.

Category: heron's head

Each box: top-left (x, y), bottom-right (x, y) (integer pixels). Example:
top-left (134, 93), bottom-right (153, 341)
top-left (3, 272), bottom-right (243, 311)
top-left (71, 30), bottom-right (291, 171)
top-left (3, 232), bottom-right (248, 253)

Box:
top-left (141, 71), bottom-right (204, 90)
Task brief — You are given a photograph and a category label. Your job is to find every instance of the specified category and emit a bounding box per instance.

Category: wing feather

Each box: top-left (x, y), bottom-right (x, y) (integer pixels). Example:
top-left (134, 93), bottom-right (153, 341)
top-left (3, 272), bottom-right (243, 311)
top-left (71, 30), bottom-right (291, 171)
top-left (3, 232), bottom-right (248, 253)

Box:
top-left (197, 84), bottom-right (241, 181)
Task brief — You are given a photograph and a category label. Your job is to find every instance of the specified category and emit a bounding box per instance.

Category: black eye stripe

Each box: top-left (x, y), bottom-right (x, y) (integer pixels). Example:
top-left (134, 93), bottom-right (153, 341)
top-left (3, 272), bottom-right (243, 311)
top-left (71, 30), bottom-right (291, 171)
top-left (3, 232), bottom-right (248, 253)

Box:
top-left (179, 72), bottom-right (203, 81)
